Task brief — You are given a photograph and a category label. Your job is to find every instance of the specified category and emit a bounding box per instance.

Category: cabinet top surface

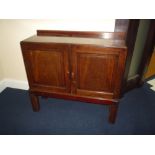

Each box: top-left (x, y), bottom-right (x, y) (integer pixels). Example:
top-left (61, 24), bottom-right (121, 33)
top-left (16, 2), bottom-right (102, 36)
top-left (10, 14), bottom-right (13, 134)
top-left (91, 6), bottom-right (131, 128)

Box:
top-left (22, 35), bottom-right (127, 48)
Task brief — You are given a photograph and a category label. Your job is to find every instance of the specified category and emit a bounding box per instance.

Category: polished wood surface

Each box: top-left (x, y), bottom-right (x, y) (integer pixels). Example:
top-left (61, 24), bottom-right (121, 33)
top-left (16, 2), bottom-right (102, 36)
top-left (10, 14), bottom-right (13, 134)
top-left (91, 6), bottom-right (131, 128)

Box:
top-left (71, 45), bottom-right (127, 99)
top-left (21, 30), bottom-right (127, 123)
top-left (21, 43), bottom-right (70, 93)
top-left (37, 30), bottom-right (126, 40)
top-left (22, 35), bottom-right (126, 48)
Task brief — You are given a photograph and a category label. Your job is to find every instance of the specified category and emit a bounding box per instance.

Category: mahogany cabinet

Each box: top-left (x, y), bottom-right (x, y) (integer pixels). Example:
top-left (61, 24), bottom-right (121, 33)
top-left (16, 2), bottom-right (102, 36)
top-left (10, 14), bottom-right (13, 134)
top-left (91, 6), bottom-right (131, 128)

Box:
top-left (20, 30), bottom-right (127, 123)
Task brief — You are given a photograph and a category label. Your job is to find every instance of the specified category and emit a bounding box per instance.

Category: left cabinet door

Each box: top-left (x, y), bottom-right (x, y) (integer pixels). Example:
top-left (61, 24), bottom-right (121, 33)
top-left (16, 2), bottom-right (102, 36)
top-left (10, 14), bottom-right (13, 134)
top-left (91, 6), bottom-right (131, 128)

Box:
top-left (21, 43), bottom-right (70, 93)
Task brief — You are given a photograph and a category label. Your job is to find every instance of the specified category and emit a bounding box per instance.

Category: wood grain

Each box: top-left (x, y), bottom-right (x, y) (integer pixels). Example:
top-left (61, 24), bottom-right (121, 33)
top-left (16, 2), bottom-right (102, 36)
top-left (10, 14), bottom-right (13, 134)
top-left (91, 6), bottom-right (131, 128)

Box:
top-left (71, 45), bottom-right (127, 99)
top-left (37, 30), bottom-right (126, 40)
top-left (21, 30), bottom-right (127, 123)
top-left (21, 42), bottom-right (70, 93)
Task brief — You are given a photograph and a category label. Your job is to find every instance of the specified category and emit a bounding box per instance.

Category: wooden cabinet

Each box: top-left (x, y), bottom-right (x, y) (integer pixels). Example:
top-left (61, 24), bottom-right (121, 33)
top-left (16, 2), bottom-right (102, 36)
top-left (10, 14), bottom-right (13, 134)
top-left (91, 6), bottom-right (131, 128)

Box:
top-left (21, 30), bottom-right (127, 123)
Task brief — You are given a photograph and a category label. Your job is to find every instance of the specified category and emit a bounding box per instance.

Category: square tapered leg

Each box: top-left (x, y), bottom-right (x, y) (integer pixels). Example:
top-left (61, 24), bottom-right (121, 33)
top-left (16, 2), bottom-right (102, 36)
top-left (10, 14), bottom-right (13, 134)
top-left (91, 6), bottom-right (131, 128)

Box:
top-left (109, 103), bottom-right (118, 124)
top-left (29, 92), bottom-right (40, 112)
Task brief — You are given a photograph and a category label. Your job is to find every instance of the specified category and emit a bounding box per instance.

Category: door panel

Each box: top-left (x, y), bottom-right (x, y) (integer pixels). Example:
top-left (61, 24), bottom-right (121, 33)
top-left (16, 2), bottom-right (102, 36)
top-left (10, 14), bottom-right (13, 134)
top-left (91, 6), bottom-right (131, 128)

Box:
top-left (22, 44), bottom-right (70, 93)
top-left (77, 53), bottom-right (118, 92)
top-left (71, 45), bottom-right (127, 99)
top-left (31, 50), bottom-right (65, 86)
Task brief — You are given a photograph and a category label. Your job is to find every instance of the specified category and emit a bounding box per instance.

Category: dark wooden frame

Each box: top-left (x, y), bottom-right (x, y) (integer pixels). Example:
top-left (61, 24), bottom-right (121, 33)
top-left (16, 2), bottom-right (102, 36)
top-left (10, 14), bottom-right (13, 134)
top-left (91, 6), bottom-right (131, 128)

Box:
top-left (138, 20), bottom-right (155, 83)
top-left (123, 19), bottom-right (155, 91)
top-left (122, 19), bottom-right (140, 92)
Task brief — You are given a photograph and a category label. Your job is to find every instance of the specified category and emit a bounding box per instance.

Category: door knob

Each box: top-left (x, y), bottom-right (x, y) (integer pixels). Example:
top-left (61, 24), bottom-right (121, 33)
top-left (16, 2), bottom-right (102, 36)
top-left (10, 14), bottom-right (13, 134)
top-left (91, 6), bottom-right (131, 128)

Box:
top-left (71, 72), bottom-right (75, 79)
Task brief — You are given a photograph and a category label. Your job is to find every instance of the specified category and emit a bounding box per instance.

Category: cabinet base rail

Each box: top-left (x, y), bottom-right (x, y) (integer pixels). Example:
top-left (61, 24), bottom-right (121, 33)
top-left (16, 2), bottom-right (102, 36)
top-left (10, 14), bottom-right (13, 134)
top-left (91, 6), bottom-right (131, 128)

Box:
top-left (29, 91), bottom-right (119, 124)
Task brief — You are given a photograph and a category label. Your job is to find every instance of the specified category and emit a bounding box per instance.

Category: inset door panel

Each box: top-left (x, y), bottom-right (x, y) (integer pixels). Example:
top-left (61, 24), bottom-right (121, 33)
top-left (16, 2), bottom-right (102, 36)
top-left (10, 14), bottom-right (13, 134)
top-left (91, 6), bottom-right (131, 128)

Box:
top-left (77, 53), bottom-right (118, 92)
top-left (22, 44), bottom-right (70, 93)
top-left (71, 45), bottom-right (127, 99)
top-left (31, 50), bottom-right (65, 86)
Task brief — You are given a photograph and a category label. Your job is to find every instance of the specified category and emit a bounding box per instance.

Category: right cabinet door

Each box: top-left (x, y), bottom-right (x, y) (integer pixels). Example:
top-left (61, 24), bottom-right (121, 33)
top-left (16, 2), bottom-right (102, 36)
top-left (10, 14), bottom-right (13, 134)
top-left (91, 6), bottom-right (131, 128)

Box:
top-left (71, 45), bottom-right (127, 99)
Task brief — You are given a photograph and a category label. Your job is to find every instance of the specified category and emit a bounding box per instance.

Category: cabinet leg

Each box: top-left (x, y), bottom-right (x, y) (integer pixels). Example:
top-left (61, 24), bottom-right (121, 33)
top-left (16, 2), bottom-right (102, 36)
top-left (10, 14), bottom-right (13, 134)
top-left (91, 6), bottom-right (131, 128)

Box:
top-left (29, 92), bottom-right (40, 112)
top-left (108, 103), bottom-right (118, 124)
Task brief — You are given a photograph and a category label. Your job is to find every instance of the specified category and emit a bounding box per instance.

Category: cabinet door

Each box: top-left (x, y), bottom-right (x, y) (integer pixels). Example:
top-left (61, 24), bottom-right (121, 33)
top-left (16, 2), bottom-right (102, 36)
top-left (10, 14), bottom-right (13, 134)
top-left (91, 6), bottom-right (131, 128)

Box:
top-left (71, 45), bottom-right (127, 99)
top-left (22, 43), bottom-right (70, 93)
